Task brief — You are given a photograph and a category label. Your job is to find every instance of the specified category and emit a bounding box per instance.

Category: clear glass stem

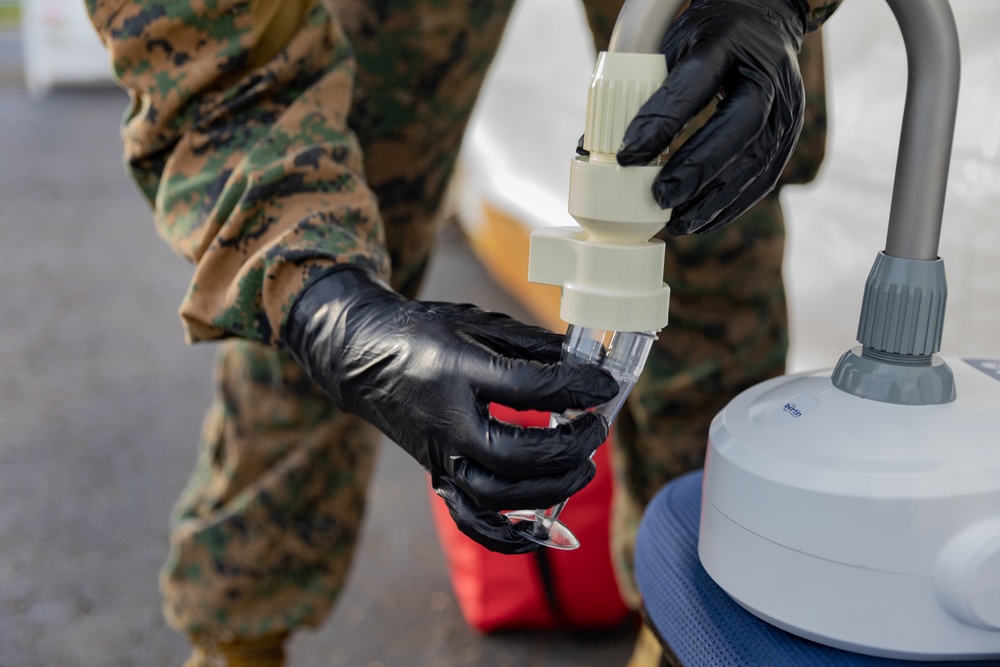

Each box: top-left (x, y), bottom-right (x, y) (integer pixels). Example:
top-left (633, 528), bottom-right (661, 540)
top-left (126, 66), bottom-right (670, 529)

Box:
top-left (519, 498), bottom-right (569, 540)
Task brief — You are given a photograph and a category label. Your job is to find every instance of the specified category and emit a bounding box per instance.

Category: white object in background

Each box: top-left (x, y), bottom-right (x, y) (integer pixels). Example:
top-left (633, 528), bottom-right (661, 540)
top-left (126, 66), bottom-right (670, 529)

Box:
top-left (450, 0), bottom-right (595, 242)
top-left (21, 0), bottom-right (112, 98)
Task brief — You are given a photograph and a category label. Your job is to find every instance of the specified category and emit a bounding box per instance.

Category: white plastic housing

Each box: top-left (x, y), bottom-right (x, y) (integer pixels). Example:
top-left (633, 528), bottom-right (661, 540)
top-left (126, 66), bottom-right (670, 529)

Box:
top-left (581, 52), bottom-right (667, 157)
top-left (528, 227), bottom-right (669, 332)
top-left (699, 356), bottom-right (1000, 660)
top-left (568, 155), bottom-right (668, 244)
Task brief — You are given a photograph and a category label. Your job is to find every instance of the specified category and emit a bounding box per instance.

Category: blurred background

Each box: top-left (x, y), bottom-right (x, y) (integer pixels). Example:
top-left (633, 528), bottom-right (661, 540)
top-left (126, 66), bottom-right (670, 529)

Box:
top-left (1, 1), bottom-right (997, 665)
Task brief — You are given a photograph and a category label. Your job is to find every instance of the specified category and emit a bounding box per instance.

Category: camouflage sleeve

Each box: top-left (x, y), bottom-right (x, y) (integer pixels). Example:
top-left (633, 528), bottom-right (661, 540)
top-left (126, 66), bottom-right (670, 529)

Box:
top-left (85, 0), bottom-right (390, 346)
top-left (805, 0), bottom-right (842, 32)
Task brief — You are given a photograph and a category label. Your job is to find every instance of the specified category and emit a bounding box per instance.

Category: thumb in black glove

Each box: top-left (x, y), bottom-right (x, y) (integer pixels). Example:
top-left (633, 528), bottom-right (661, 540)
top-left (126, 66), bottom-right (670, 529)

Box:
top-left (617, 0), bottom-right (808, 235)
top-left (282, 267), bottom-right (620, 553)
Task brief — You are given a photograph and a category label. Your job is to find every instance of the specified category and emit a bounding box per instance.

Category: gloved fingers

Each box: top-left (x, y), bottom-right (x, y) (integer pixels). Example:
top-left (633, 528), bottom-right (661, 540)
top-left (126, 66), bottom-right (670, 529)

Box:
top-left (467, 321), bottom-right (566, 362)
top-left (449, 454), bottom-right (597, 512)
top-left (666, 149), bottom-right (768, 235)
top-left (426, 303), bottom-right (566, 362)
top-left (678, 135), bottom-right (792, 235)
top-left (471, 411), bottom-right (608, 478)
top-left (434, 479), bottom-right (539, 554)
top-left (667, 83), bottom-right (801, 235)
top-left (650, 79), bottom-right (771, 209)
top-left (476, 358), bottom-right (620, 415)
top-left (617, 41), bottom-right (733, 167)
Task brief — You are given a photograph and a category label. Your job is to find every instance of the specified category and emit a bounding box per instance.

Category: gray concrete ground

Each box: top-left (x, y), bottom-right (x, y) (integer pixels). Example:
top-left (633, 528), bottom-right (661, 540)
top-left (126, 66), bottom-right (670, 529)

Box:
top-left (0, 26), bottom-right (636, 667)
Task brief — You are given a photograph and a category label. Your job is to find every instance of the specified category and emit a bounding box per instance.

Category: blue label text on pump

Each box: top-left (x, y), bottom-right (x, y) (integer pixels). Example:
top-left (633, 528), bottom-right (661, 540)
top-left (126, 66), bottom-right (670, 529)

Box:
top-left (767, 392), bottom-right (820, 426)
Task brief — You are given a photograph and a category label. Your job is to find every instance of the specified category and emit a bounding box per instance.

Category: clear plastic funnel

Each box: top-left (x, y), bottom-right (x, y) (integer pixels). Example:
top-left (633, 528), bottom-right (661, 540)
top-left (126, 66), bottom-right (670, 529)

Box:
top-left (505, 325), bottom-right (657, 549)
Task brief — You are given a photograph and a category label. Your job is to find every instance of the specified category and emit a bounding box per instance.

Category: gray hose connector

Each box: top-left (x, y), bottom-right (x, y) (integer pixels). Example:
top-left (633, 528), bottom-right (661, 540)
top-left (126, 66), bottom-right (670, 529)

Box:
top-left (857, 253), bottom-right (947, 357)
top-left (831, 253), bottom-right (956, 405)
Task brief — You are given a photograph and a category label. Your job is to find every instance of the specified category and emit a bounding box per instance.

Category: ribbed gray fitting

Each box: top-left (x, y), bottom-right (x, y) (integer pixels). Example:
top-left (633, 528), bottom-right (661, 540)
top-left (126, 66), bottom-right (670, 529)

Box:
top-left (856, 252), bottom-right (947, 356)
top-left (832, 252), bottom-right (954, 405)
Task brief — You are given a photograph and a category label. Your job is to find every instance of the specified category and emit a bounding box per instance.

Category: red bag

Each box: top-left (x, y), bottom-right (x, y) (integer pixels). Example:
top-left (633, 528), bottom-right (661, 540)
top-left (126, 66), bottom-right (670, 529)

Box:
top-left (428, 405), bottom-right (635, 632)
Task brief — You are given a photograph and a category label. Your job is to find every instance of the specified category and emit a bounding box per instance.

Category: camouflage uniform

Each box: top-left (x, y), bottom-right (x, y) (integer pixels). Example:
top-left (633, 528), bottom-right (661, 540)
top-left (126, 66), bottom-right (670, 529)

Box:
top-left (86, 0), bottom-right (839, 643)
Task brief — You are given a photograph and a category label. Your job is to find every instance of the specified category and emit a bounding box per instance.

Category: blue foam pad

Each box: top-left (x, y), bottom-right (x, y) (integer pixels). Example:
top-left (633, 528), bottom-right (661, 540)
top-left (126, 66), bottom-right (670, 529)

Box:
top-left (634, 470), bottom-right (989, 666)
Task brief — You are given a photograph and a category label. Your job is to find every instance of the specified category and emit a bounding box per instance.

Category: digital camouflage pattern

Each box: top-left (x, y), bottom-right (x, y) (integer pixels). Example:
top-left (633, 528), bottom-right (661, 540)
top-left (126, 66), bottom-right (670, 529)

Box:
top-left (86, 0), bottom-right (388, 346)
top-left (162, 339), bottom-right (378, 637)
top-left (804, 0), bottom-right (842, 32)
top-left (86, 0), bottom-right (840, 643)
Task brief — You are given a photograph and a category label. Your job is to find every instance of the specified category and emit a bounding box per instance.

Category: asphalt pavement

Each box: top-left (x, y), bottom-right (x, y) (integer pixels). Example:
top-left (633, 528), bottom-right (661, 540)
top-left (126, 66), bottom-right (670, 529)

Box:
top-left (0, 26), bottom-right (637, 667)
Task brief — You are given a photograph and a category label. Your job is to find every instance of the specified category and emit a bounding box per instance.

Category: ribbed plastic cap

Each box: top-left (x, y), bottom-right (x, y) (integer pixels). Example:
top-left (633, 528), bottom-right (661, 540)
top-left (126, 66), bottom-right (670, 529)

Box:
top-left (831, 252), bottom-right (955, 405)
top-left (582, 52), bottom-right (667, 156)
top-left (857, 253), bottom-right (947, 356)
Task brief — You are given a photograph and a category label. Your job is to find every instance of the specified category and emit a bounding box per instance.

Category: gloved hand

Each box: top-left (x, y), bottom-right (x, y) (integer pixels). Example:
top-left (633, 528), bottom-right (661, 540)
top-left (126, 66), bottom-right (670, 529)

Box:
top-left (282, 267), bottom-right (620, 554)
top-left (617, 0), bottom-right (808, 235)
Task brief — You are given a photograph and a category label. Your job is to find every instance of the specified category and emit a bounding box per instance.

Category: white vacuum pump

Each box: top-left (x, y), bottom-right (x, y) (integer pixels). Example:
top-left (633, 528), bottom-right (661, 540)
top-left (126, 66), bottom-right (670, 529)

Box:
top-left (696, 0), bottom-right (1000, 660)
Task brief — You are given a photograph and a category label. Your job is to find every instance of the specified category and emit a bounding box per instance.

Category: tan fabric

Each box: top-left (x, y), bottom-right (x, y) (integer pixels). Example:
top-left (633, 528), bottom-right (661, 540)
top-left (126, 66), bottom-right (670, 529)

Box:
top-left (626, 623), bottom-right (667, 667)
top-left (185, 631), bottom-right (289, 667)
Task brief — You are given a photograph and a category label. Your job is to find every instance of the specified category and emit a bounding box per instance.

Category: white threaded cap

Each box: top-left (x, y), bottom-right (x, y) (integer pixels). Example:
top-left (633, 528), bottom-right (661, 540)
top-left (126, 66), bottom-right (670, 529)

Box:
top-left (582, 52), bottom-right (667, 156)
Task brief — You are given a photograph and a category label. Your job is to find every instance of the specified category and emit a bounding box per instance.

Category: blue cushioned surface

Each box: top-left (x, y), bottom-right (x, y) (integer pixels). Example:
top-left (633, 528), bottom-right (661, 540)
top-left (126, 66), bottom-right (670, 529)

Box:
top-left (634, 470), bottom-right (992, 667)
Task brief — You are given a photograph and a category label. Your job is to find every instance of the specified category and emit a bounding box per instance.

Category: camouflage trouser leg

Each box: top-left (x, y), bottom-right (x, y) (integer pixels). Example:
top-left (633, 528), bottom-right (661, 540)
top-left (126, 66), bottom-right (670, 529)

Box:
top-left (161, 340), bottom-right (380, 638)
top-left (161, 0), bottom-right (517, 639)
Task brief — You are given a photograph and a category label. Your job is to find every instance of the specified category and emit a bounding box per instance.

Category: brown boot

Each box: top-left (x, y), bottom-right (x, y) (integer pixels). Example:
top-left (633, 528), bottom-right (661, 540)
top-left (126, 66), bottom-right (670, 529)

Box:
top-left (183, 632), bottom-right (289, 667)
top-left (625, 623), bottom-right (666, 667)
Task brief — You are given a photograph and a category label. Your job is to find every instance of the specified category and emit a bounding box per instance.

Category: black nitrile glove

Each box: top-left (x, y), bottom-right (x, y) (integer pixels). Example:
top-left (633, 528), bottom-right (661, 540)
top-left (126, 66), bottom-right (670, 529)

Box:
top-left (282, 267), bottom-right (619, 554)
top-left (617, 0), bottom-right (808, 235)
